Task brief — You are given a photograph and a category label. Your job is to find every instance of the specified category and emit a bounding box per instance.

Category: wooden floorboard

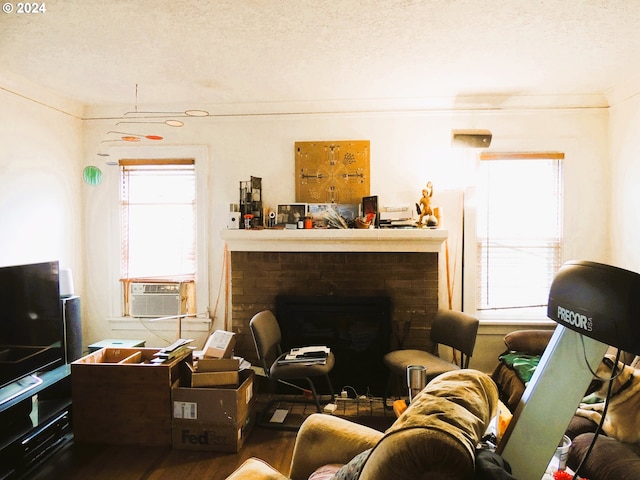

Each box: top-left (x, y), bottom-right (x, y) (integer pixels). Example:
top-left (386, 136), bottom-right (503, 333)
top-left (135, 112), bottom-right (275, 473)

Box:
top-left (30, 427), bottom-right (297, 480)
top-left (27, 394), bottom-right (394, 480)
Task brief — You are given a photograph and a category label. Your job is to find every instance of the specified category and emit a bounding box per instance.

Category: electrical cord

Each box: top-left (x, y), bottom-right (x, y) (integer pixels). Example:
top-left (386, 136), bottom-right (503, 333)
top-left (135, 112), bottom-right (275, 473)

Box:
top-left (580, 335), bottom-right (626, 381)
top-left (571, 348), bottom-right (622, 480)
top-left (336, 385), bottom-right (378, 402)
top-left (136, 316), bottom-right (173, 344)
top-left (338, 385), bottom-right (360, 399)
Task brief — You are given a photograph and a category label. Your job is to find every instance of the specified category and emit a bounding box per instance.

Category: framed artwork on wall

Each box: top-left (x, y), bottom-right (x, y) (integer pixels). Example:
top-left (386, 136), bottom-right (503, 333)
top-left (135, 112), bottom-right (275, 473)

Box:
top-left (295, 140), bottom-right (370, 204)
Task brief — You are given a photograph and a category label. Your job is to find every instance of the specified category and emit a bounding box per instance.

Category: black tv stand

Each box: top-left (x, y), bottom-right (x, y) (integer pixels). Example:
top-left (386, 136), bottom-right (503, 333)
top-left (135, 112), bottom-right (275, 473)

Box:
top-left (0, 375), bottom-right (43, 409)
top-left (0, 365), bottom-right (72, 480)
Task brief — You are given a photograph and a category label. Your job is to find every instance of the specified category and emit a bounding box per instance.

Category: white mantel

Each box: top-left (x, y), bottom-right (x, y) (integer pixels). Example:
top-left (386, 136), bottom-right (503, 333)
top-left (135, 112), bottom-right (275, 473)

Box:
top-left (220, 228), bottom-right (448, 252)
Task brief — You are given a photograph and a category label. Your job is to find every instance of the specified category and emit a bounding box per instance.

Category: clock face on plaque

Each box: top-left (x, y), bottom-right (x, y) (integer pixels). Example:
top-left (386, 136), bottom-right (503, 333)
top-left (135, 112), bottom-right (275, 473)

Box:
top-left (295, 140), bottom-right (370, 204)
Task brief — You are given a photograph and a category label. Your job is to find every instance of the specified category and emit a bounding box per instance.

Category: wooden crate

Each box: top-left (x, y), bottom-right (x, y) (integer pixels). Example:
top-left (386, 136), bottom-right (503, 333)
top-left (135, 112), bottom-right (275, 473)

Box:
top-left (71, 347), bottom-right (191, 446)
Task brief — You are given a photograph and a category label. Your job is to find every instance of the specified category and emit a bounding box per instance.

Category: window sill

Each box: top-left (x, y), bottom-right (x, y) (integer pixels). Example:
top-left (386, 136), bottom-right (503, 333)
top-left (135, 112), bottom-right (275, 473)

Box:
top-left (477, 309), bottom-right (557, 327)
top-left (107, 316), bottom-right (211, 332)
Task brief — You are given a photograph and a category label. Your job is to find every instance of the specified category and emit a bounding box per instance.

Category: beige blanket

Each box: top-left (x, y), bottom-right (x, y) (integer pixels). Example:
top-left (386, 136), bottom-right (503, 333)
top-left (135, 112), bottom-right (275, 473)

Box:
top-left (358, 369), bottom-right (498, 479)
top-left (390, 369), bottom-right (498, 461)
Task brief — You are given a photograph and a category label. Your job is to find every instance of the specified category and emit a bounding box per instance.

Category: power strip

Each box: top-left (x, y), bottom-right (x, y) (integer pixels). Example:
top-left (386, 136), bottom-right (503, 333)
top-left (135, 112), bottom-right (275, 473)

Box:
top-left (334, 395), bottom-right (382, 404)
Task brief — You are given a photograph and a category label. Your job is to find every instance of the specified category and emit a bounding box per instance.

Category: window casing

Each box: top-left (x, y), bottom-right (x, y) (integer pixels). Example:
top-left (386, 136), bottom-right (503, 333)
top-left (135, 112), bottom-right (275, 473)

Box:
top-left (469, 152), bottom-right (564, 317)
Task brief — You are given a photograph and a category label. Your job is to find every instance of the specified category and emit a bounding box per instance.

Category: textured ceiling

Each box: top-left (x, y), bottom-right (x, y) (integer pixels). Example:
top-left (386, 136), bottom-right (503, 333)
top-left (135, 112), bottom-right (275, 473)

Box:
top-left (1, 0), bottom-right (639, 112)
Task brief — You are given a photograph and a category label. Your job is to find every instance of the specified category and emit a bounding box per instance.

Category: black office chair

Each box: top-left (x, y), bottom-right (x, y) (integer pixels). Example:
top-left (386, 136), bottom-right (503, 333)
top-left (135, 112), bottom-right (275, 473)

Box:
top-left (383, 309), bottom-right (479, 404)
top-left (250, 310), bottom-right (335, 429)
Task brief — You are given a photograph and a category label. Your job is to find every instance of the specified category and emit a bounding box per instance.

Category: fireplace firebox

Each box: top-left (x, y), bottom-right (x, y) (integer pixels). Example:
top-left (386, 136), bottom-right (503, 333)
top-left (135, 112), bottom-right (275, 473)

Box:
top-left (276, 295), bottom-right (392, 396)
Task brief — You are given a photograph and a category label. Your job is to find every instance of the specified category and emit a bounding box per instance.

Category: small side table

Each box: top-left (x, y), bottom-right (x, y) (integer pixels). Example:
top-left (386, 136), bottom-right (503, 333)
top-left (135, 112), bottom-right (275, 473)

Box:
top-left (88, 338), bottom-right (146, 353)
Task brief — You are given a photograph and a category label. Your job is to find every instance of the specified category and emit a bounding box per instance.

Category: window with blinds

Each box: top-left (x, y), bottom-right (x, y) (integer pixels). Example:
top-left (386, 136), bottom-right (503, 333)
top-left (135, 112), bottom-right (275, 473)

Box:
top-left (120, 159), bottom-right (196, 281)
top-left (476, 152), bottom-right (563, 312)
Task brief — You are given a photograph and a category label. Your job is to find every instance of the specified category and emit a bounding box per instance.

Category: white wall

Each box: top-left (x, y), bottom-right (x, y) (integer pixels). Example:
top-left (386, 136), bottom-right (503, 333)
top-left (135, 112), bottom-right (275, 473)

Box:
top-left (610, 94), bottom-right (640, 272)
top-left (0, 82), bottom-right (614, 369)
top-left (81, 106), bottom-right (611, 367)
top-left (0, 87), bottom-right (84, 282)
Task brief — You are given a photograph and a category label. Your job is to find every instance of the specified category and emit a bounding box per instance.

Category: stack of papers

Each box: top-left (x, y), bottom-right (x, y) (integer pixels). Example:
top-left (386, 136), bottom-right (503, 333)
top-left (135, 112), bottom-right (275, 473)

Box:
top-left (277, 346), bottom-right (330, 365)
top-left (151, 338), bottom-right (194, 364)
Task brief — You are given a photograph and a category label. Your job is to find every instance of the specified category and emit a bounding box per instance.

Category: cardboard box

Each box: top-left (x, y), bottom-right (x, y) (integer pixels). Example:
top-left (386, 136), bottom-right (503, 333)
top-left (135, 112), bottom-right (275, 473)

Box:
top-left (192, 370), bottom-right (239, 387)
top-left (173, 369), bottom-right (254, 423)
top-left (172, 369), bottom-right (255, 451)
top-left (183, 359), bottom-right (241, 387)
top-left (201, 330), bottom-right (236, 359)
top-left (172, 410), bottom-right (255, 452)
top-left (71, 347), bottom-right (191, 446)
top-left (196, 357), bottom-right (240, 372)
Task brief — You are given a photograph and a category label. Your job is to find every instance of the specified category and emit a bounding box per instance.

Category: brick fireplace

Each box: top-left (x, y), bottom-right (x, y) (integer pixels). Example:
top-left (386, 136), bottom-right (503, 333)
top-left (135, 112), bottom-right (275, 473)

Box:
top-left (222, 229), bottom-right (449, 370)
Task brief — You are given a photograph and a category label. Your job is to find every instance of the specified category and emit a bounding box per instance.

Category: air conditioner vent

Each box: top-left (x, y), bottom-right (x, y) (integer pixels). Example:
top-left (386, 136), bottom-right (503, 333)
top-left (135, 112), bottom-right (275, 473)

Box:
top-left (129, 282), bottom-right (182, 317)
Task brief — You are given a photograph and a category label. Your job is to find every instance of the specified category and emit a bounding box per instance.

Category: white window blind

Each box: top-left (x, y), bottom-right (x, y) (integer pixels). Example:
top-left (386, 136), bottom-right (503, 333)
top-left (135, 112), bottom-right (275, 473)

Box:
top-left (476, 152), bottom-right (563, 312)
top-left (120, 159), bottom-right (196, 280)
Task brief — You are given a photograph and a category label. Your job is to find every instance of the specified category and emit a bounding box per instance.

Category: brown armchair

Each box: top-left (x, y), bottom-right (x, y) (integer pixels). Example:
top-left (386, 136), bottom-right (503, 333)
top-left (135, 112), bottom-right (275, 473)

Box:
top-left (226, 369), bottom-right (499, 480)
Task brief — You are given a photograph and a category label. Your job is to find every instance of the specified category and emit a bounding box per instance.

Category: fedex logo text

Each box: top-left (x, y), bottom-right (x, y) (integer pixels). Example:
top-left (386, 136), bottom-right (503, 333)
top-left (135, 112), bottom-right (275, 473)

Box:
top-left (181, 429), bottom-right (227, 446)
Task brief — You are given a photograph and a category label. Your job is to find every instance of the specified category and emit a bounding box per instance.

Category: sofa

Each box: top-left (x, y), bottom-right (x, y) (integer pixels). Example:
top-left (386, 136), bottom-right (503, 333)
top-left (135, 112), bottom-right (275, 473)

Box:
top-left (491, 329), bottom-right (640, 480)
top-left (226, 369), bottom-right (509, 480)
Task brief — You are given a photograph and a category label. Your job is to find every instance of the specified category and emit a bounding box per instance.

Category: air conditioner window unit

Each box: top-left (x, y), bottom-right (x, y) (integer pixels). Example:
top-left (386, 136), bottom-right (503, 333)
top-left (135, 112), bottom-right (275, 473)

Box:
top-left (129, 282), bottom-right (183, 317)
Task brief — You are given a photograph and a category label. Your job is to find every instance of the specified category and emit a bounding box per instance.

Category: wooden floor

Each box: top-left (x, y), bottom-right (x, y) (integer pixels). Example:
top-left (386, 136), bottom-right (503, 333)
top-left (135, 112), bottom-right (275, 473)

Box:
top-left (28, 395), bottom-right (394, 480)
top-left (30, 426), bottom-right (297, 480)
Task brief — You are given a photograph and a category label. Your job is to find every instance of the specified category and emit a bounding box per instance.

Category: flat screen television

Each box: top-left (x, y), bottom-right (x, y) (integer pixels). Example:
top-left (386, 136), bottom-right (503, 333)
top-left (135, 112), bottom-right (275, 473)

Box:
top-left (0, 261), bottom-right (64, 392)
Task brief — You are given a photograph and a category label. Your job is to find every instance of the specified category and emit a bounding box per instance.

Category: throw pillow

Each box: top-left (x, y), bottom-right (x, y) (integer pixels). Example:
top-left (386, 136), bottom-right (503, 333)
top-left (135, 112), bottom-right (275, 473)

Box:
top-left (309, 464), bottom-right (342, 480)
top-left (330, 449), bottom-right (372, 480)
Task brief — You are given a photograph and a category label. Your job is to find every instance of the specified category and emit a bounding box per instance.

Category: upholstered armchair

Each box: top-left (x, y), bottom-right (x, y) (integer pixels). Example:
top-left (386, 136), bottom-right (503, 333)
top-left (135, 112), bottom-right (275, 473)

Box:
top-left (226, 369), bottom-right (499, 480)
